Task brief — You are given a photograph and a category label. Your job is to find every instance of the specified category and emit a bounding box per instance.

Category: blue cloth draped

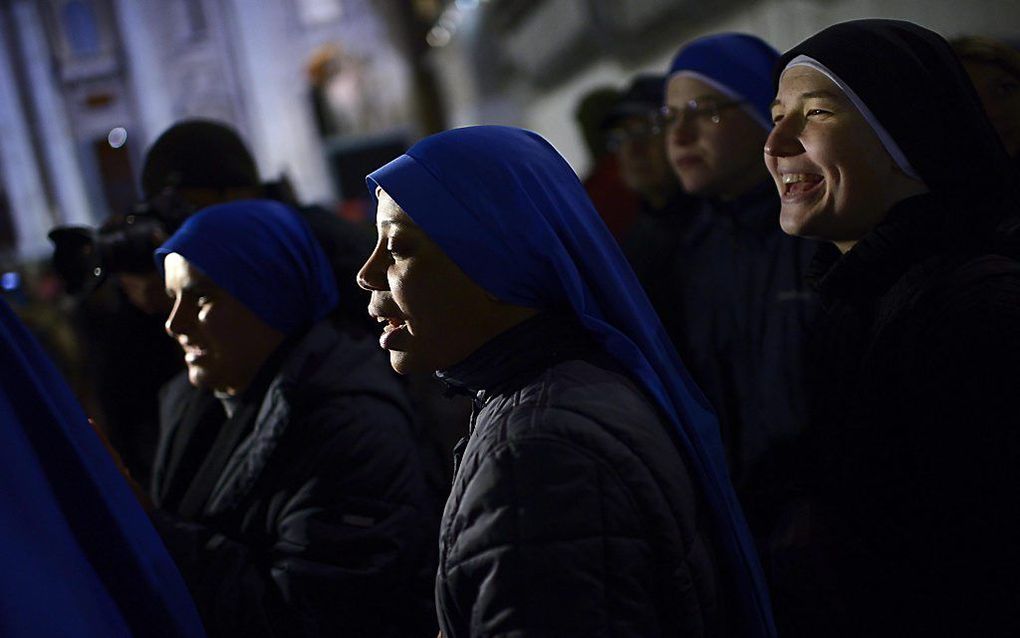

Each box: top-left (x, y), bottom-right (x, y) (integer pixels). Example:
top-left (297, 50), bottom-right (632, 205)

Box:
top-left (0, 298), bottom-right (205, 637)
top-left (368, 125), bottom-right (776, 636)
top-left (155, 199), bottom-right (338, 336)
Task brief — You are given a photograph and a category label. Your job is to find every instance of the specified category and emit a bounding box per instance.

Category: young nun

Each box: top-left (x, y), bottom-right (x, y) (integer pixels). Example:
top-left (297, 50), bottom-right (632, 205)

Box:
top-left (358, 125), bottom-right (775, 637)
top-left (149, 200), bottom-right (438, 637)
top-left (764, 19), bottom-right (1020, 636)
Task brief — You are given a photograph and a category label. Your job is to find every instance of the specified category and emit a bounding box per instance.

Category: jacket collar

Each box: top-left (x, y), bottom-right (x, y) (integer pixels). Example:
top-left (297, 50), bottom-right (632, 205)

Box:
top-left (807, 193), bottom-right (949, 307)
top-left (435, 312), bottom-right (597, 400)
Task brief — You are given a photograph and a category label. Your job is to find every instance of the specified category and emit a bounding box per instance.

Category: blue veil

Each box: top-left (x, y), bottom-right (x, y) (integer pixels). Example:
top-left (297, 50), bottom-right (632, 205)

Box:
top-left (0, 298), bottom-right (205, 637)
top-left (368, 125), bottom-right (775, 636)
top-left (155, 199), bottom-right (339, 336)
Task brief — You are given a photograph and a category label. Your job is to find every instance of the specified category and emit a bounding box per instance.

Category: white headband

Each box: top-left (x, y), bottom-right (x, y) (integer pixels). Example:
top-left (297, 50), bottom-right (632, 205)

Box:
top-left (782, 54), bottom-right (921, 181)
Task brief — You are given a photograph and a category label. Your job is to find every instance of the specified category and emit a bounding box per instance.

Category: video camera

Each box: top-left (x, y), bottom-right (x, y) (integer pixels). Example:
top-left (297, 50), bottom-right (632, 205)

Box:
top-left (48, 189), bottom-right (194, 295)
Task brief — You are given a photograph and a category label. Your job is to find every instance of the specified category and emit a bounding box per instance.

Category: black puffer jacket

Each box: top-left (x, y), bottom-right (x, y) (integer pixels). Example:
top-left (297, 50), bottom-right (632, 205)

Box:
top-left (771, 195), bottom-right (1020, 636)
top-left (434, 314), bottom-right (725, 638)
top-left (150, 320), bottom-right (438, 637)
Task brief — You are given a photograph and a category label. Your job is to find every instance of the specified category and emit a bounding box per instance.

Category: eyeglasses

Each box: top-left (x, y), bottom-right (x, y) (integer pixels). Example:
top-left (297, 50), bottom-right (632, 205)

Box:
top-left (605, 118), bottom-right (665, 151)
top-left (657, 98), bottom-right (747, 128)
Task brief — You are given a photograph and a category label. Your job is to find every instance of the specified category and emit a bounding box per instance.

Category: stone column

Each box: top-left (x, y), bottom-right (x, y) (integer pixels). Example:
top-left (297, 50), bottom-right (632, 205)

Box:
top-left (0, 4), bottom-right (55, 259)
top-left (10, 0), bottom-right (93, 226)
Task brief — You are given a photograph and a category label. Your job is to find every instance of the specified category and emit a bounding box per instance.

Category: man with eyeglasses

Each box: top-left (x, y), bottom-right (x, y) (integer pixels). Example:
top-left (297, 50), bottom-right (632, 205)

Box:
top-left (601, 75), bottom-right (700, 279)
top-left (637, 33), bottom-right (819, 546)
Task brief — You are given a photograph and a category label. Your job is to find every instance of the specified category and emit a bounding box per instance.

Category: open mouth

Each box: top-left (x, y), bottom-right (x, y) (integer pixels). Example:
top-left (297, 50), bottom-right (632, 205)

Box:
top-left (183, 346), bottom-right (209, 363)
top-left (781, 173), bottom-right (823, 199)
top-left (377, 316), bottom-right (409, 350)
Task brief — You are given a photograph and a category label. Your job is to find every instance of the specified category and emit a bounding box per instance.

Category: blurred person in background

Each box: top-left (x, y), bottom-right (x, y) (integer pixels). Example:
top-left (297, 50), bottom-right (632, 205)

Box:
top-left (141, 199), bottom-right (438, 637)
top-left (602, 73), bottom-right (701, 320)
top-left (358, 125), bottom-right (775, 637)
top-left (658, 33), bottom-right (818, 537)
top-left (765, 19), bottom-right (1020, 635)
top-left (575, 86), bottom-right (642, 239)
top-left (952, 35), bottom-right (1020, 165)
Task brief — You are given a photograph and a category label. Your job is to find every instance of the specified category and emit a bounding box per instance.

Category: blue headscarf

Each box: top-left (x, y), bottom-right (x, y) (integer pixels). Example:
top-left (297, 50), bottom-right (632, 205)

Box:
top-left (0, 298), bottom-right (205, 637)
top-left (155, 199), bottom-right (338, 336)
top-left (367, 126), bottom-right (775, 636)
top-left (668, 32), bottom-right (780, 130)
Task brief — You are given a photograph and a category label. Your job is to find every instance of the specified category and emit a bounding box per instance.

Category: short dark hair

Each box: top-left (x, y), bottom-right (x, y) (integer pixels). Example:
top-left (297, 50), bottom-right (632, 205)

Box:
top-left (141, 119), bottom-right (260, 199)
top-left (601, 74), bottom-right (666, 130)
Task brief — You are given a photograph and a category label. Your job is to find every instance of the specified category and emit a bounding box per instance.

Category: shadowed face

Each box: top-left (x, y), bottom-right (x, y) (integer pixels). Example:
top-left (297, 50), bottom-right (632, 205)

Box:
top-left (665, 74), bottom-right (769, 199)
top-left (609, 114), bottom-right (678, 203)
top-left (356, 188), bottom-right (536, 375)
top-left (963, 60), bottom-right (1020, 158)
top-left (765, 65), bottom-right (927, 252)
top-left (163, 253), bottom-right (285, 395)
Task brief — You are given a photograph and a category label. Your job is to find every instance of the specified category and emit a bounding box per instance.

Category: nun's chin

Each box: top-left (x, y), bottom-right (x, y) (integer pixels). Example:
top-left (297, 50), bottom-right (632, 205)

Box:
top-left (779, 203), bottom-right (819, 239)
top-left (386, 349), bottom-right (439, 376)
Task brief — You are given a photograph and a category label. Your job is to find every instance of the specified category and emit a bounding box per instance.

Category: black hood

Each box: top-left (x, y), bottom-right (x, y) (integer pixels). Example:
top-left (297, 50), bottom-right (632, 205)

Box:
top-left (777, 19), bottom-right (1020, 238)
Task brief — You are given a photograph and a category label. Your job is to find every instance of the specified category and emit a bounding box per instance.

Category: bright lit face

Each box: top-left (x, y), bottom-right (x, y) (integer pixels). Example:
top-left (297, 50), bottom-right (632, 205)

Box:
top-left (163, 253), bottom-right (285, 395)
top-left (765, 65), bottom-right (927, 251)
top-left (963, 60), bottom-right (1020, 158)
top-left (665, 74), bottom-right (769, 199)
top-left (356, 189), bottom-right (537, 375)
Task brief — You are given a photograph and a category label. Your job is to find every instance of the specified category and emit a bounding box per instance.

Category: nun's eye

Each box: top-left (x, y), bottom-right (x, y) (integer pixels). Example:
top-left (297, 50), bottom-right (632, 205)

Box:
top-left (771, 113), bottom-right (785, 124)
top-left (806, 108), bottom-right (832, 118)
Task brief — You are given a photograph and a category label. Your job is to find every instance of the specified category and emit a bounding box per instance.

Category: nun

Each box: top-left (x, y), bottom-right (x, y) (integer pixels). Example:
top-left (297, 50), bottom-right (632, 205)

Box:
top-left (357, 125), bottom-right (774, 637)
top-left (0, 298), bottom-right (204, 637)
top-left (149, 200), bottom-right (438, 637)
top-left (764, 19), bottom-right (1020, 635)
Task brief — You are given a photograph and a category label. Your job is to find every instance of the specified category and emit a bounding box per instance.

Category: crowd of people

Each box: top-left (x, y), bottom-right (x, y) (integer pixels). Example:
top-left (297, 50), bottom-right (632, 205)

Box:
top-left (2, 17), bottom-right (1019, 637)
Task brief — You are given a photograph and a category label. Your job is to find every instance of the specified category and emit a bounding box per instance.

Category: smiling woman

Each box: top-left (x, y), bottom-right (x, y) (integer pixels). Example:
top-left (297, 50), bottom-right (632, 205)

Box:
top-left (766, 63), bottom-right (928, 251)
top-left (357, 187), bottom-right (536, 375)
top-left (763, 20), bottom-right (1020, 637)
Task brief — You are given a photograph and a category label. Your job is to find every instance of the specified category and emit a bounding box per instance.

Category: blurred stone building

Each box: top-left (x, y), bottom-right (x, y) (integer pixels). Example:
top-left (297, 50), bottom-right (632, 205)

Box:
top-left (0, 0), bottom-right (1016, 264)
top-left (0, 0), bottom-right (415, 264)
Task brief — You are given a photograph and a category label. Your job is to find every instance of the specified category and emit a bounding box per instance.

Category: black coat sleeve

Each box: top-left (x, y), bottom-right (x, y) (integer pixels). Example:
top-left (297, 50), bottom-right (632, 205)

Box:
top-left (152, 396), bottom-right (438, 638)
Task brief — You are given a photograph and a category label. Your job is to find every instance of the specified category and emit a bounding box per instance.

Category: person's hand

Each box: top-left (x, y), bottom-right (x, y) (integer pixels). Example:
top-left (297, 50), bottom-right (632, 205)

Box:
top-left (87, 418), bottom-right (154, 512)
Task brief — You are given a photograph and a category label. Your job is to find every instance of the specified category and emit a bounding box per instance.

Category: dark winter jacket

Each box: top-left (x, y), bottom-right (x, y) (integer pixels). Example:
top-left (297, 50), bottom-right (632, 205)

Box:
top-left (150, 320), bottom-right (439, 637)
top-left (771, 194), bottom-right (1020, 636)
top-left (625, 180), bottom-right (817, 529)
top-left (434, 313), bottom-right (726, 638)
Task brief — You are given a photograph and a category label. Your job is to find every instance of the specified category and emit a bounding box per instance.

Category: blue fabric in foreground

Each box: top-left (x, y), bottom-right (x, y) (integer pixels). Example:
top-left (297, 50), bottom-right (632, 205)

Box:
top-left (0, 297), bottom-right (205, 637)
top-left (368, 125), bottom-right (776, 636)
top-left (155, 199), bottom-right (338, 336)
